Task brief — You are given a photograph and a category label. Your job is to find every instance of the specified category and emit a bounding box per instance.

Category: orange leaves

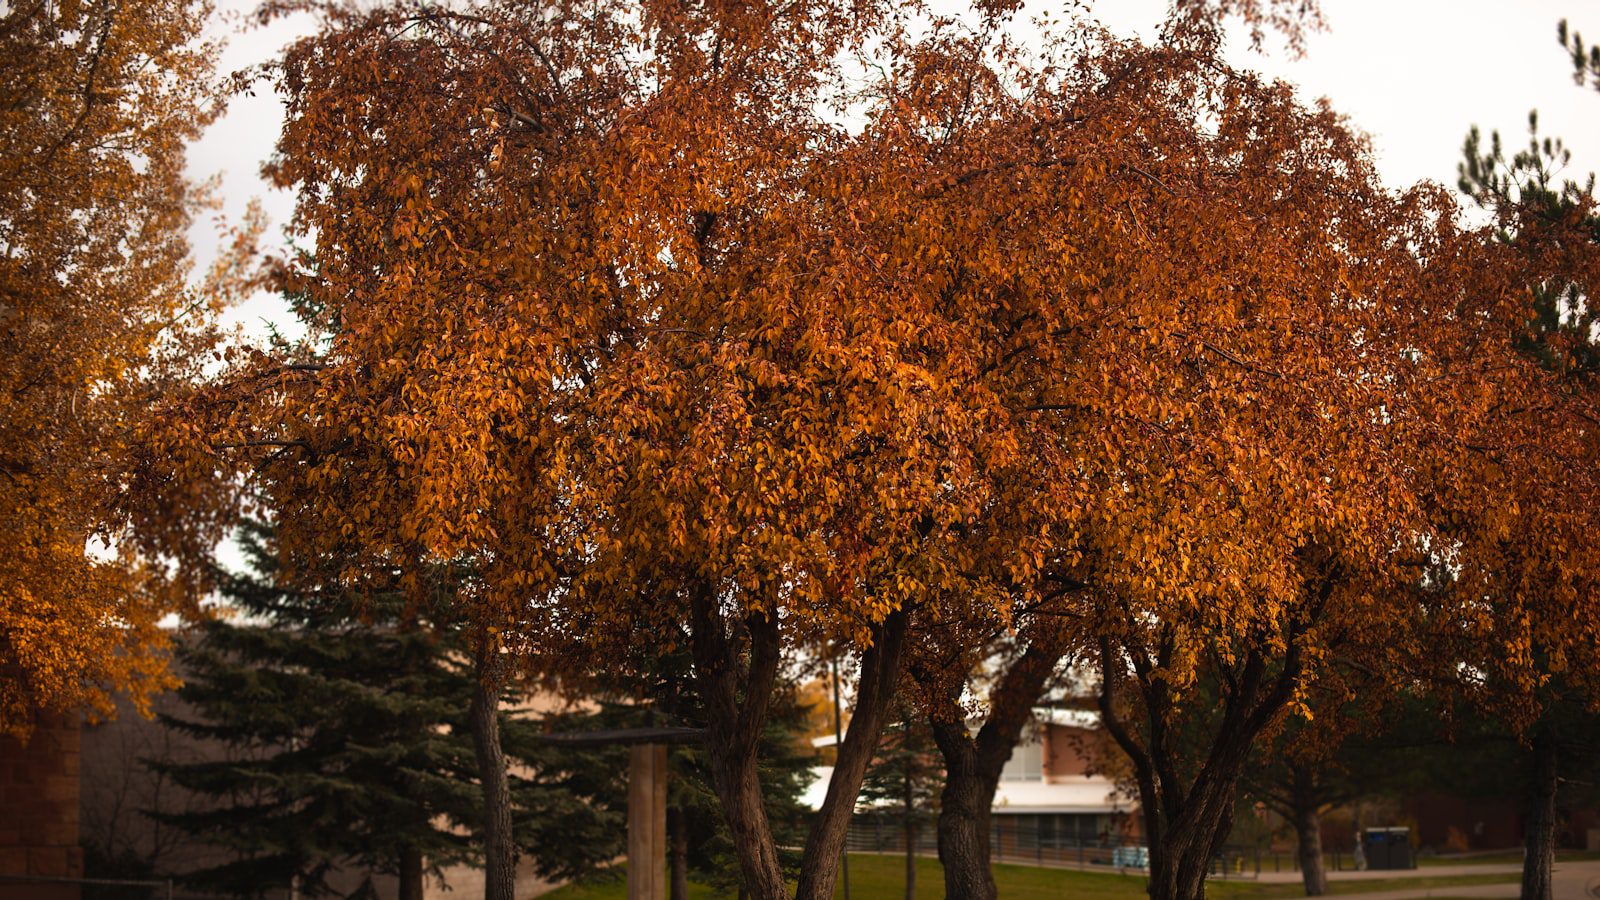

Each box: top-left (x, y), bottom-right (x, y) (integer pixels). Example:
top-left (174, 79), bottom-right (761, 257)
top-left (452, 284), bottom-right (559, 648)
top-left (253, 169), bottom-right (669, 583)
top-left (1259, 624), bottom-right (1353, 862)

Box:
top-left (0, 0), bottom-right (224, 736)
top-left (107, 0), bottom-right (1600, 744)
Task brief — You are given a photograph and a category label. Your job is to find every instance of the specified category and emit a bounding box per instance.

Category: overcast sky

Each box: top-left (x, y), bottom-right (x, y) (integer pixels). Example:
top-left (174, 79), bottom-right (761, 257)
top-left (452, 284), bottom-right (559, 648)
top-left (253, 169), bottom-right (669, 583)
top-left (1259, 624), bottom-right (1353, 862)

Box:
top-left (189, 0), bottom-right (1600, 338)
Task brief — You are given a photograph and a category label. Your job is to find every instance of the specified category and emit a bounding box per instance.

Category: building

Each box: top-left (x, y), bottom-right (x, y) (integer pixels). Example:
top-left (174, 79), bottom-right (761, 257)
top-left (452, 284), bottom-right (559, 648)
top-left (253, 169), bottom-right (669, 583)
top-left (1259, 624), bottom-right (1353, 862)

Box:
top-left (816, 707), bottom-right (1142, 864)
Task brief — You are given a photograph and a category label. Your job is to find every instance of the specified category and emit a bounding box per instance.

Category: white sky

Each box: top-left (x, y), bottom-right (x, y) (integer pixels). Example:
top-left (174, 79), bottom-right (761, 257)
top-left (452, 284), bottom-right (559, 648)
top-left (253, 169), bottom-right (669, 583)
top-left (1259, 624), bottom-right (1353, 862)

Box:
top-left (188, 0), bottom-right (1600, 339)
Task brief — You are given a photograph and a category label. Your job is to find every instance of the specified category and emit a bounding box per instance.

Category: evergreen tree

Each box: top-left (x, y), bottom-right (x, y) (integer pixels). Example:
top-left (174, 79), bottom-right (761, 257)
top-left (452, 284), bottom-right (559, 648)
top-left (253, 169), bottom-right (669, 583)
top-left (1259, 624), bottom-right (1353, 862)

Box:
top-left (561, 645), bottom-right (820, 899)
top-left (858, 693), bottom-right (941, 900)
top-left (153, 523), bottom-right (625, 898)
top-left (1455, 26), bottom-right (1600, 897)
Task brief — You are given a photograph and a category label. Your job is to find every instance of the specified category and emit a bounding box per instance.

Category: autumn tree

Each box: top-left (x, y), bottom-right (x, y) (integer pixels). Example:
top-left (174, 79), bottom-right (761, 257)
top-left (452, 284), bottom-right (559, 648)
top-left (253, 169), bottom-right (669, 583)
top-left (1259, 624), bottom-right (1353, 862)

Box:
top-left (908, 615), bottom-right (1080, 900)
top-left (0, 0), bottom-right (230, 736)
top-left (927, 19), bottom-right (1561, 900)
top-left (127, 3), bottom-right (1019, 897)
top-left (121, 7), bottom-right (1576, 900)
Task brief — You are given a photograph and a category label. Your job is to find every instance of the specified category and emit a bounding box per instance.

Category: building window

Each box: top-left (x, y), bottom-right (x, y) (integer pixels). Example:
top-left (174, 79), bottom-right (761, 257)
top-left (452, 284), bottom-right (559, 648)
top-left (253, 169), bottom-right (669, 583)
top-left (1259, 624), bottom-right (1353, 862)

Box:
top-left (999, 737), bottom-right (1042, 782)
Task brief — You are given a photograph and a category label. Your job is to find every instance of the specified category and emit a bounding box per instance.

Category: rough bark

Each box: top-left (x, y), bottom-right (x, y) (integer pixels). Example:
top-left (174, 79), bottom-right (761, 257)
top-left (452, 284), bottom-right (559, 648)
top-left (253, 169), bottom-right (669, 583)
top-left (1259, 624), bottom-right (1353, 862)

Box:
top-left (919, 630), bottom-right (1072, 900)
top-left (1290, 780), bottom-right (1328, 897)
top-left (1098, 620), bottom-right (1311, 900)
top-left (398, 843), bottom-right (425, 900)
top-left (469, 645), bottom-right (515, 900)
top-left (793, 607), bottom-right (911, 900)
top-left (669, 806), bottom-right (690, 900)
top-left (932, 758), bottom-right (997, 900)
top-left (691, 587), bottom-right (787, 900)
top-left (1520, 727), bottom-right (1559, 900)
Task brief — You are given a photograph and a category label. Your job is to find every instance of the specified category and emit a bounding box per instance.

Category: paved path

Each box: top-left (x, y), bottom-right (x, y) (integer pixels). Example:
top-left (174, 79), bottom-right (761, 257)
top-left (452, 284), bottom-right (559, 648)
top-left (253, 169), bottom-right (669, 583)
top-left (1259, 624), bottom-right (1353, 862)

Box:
top-left (1249, 864), bottom-right (1525, 884)
top-left (1280, 859), bottom-right (1600, 900)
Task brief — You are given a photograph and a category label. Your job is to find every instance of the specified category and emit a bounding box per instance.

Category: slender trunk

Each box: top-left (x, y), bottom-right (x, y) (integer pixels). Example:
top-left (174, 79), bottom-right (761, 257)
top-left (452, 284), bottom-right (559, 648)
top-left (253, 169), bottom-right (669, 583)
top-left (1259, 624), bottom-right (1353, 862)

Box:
top-left (793, 608), bottom-right (911, 900)
top-left (904, 769), bottom-right (917, 900)
top-left (905, 819), bottom-right (917, 900)
top-left (832, 656), bottom-right (852, 900)
top-left (469, 646), bottom-right (515, 900)
top-left (398, 843), bottom-right (425, 900)
top-left (669, 805), bottom-right (690, 900)
top-left (1520, 727), bottom-right (1558, 900)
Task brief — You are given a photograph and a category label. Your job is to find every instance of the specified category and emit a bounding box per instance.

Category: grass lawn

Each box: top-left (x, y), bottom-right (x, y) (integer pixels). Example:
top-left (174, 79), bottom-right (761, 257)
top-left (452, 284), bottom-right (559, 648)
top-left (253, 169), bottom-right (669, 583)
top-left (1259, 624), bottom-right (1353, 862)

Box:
top-left (542, 853), bottom-right (1521, 899)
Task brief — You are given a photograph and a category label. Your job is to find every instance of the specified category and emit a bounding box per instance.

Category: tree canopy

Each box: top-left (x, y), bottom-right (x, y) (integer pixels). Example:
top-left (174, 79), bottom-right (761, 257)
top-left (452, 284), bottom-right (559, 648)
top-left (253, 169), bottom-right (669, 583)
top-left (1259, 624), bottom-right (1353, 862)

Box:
top-left (119, 1), bottom-right (1600, 898)
top-left (0, 0), bottom-right (240, 736)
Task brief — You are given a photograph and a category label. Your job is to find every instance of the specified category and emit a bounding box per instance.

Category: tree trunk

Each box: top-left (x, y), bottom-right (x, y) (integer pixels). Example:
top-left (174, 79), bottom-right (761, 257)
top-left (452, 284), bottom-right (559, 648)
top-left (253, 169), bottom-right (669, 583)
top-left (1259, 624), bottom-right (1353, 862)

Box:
top-left (469, 646), bottom-right (515, 900)
top-left (905, 819), bottom-right (917, 900)
top-left (669, 806), bottom-right (690, 900)
top-left (1520, 727), bottom-right (1559, 900)
top-left (1141, 810), bottom-right (1233, 900)
top-left (934, 763), bottom-right (997, 900)
top-left (702, 692), bottom-right (786, 899)
top-left (691, 591), bottom-right (788, 900)
top-left (793, 608), bottom-right (910, 900)
top-left (1098, 627), bottom-right (1312, 900)
top-left (919, 628), bottom-right (1072, 900)
top-left (1293, 803), bottom-right (1327, 896)
top-left (398, 843), bottom-right (425, 900)
top-left (904, 769), bottom-right (917, 900)
top-left (1285, 764), bottom-right (1328, 896)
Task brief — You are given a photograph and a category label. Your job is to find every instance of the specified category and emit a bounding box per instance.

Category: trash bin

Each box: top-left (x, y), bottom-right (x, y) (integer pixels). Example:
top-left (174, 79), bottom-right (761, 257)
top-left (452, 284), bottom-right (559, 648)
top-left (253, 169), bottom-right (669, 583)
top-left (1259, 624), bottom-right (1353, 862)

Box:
top-left (1112, 845), bottom-right (1149, 869)
top-left (1361, 827), bottom-right (1413, 870)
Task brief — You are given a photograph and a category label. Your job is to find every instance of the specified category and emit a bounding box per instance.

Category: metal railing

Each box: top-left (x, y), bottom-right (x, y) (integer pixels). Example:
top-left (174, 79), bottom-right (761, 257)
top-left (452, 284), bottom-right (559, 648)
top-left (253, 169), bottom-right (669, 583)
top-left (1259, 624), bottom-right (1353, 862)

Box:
top-left (0, 873), bottom-right (283, 900)
top-left (841, 816), bottom-right (1264, 879)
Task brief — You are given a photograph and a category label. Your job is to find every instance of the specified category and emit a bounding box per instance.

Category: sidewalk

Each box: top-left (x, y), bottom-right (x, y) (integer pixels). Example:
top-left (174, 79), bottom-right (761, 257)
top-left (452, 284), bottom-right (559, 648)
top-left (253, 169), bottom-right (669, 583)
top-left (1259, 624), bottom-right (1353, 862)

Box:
top-left (1250, 863), bottom-right (1524, 885)
top-left (1283, 859), bottom-right (1600, 900)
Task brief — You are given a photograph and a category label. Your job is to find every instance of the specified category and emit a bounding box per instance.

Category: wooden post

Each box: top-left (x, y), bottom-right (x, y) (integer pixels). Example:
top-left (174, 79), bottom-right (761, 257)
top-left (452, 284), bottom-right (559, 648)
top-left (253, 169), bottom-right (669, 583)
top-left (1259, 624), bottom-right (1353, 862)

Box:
top-left (629, 743), bottom-right (668, 900)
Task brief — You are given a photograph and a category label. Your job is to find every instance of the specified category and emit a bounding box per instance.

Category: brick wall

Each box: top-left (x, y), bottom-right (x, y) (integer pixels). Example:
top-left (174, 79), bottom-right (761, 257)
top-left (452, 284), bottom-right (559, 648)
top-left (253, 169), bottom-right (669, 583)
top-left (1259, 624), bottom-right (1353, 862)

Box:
top-left (0, 712), bottom-right (82, 900)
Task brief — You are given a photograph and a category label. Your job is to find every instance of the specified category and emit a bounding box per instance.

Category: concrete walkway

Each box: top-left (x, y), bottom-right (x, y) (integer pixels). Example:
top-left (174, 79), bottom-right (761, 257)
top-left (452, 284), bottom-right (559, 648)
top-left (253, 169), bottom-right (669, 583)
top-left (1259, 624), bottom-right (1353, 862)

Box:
top-left (1249, 863), bottom-right (1524, 884)
top-left (1268, 859), bottom-right (1600, 900)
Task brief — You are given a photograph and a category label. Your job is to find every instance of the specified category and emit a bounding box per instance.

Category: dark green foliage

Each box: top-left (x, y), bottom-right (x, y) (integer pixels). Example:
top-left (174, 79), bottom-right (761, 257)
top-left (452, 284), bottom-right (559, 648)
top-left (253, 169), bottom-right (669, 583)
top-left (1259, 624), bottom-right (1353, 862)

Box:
top-left (564, 647), bottom-right (820, 895)
top-left (153, 523), bottom-right (625, 896)
top-left (1458, 111), bottom-right (1600, 376)
top-left (858, 695), bottom-right (941, 832)
top-left (1559, 19), bottom-right (1600, 89)
top-left (503, 707), bottom-right (630, 884)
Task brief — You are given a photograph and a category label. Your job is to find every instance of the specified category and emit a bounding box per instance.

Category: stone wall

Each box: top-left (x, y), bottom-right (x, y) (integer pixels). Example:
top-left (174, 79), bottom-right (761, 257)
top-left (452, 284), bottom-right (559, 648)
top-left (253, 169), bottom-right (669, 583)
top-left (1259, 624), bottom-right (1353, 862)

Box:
top-left (0, 712), bottom-right (82, 900)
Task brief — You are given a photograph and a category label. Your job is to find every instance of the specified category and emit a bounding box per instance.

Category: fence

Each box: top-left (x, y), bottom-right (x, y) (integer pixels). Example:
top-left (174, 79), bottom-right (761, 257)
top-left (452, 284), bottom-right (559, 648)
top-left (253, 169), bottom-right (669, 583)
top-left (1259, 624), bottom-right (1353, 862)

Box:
top-left (842, 814), bottom-right (1263, 879)
top-left (0, 873), bottom-right (293, 900)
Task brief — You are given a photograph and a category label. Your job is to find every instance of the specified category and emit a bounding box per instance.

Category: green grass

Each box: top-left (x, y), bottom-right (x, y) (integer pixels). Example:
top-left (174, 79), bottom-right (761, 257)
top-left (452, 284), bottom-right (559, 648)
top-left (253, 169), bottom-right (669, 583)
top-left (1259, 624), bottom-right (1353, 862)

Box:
top-left (542, 853), bottom-right (1521, 899)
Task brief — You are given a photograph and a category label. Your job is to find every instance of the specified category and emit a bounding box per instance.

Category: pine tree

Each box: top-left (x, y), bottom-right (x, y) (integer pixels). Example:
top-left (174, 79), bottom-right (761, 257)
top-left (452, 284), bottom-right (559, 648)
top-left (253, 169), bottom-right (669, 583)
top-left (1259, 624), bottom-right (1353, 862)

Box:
top-left (858, 694), bottom-right (941, 900)
top-left (1454, 27), bottom-right (1600, 896)
top-left (555, 645), bottom-right (820, 899)
top-left (153, 523), bottom-right (625, 898)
